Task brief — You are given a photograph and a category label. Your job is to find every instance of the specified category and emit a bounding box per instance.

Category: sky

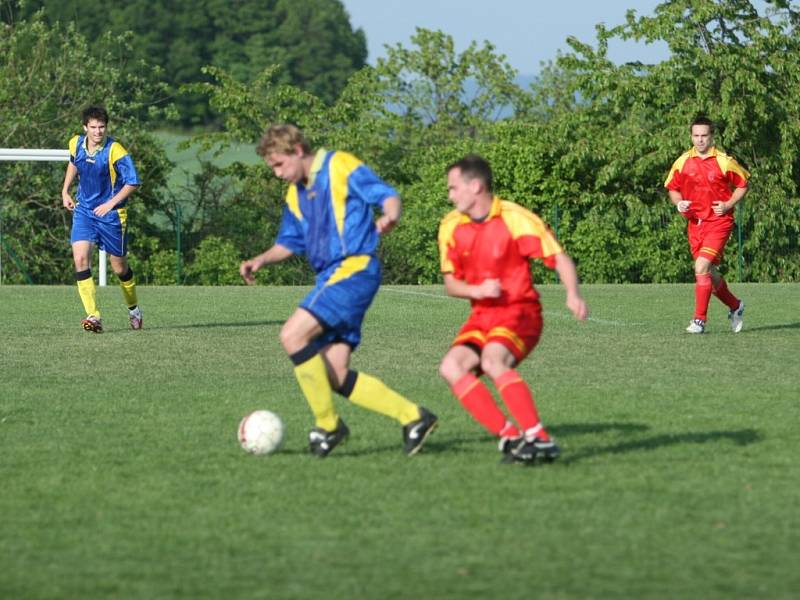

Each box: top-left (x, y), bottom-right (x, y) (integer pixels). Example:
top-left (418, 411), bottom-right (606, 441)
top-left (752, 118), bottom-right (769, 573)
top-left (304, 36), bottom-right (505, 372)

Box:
top-left (340, 0), bottom-right (671, 77)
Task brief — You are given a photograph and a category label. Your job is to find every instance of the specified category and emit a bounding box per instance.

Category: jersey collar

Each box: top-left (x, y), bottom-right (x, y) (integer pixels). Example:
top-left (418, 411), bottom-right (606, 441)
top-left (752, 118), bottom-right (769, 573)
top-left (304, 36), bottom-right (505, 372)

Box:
top-left (688, 146), bottom-right (718, 159)
top-left (306, 148), bottom-right (327, 188)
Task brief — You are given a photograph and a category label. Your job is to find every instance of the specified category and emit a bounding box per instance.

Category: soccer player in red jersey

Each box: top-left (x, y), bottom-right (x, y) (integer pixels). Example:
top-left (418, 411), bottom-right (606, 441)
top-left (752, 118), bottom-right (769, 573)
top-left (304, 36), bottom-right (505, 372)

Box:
top-left (665, 115), bottom-right (748, 334)
top-left (437, 155), bottom-right (588, 464)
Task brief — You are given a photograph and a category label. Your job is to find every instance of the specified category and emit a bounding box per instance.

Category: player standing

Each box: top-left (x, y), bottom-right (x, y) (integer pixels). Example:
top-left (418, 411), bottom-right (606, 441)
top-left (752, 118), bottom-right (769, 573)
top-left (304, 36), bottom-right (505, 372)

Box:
top-left (437, 154), bottom-right (588, 464)
top-left (240, 124), bottom-right (437, 458)
top-left (61, 106), bottom-right (143, 333)
top-left (665, 115), bottom-right (748, 334)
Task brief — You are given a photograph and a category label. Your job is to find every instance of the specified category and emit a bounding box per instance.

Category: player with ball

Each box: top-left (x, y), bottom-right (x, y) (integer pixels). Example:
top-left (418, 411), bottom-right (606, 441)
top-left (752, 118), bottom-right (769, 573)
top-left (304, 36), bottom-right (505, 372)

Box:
top-left (240, 124), bottom-right (437, 458)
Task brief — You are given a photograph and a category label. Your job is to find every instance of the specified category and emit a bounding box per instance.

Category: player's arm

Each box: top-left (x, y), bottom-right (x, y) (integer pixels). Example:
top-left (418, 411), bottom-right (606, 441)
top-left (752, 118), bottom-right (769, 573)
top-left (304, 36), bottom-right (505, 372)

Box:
top-left (93, 183), bottom-right (139, 217)
top-left (240, 244), bottom-right (294, 285)
top-left (442, 273), bottom-right (501, 300)
top-left (375, 196), bottom-right (401, 235)
top-left (554, 252), bottom-right (588, 321)
top-left (712, 183), bottom-right (748, 216)
top-left (668, 189), bottom-right (691, 213)
top-left (61, 162), bottom-right (78, 211)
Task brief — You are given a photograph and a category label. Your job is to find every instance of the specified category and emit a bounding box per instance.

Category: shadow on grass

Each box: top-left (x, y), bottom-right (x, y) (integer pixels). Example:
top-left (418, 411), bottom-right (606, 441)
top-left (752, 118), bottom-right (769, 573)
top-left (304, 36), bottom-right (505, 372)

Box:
top-left (742, 322), bottom-right (800, 332)
top-left (561, 428), bottom-right (762, 465)
top-left (140, 319), bottom-right (283, 331)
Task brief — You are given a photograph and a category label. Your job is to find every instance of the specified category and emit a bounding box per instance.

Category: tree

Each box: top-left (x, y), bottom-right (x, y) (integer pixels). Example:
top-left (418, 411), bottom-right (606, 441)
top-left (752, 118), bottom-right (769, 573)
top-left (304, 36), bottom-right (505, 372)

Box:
top-left (5, 0), bottom-right (367, 125)
top-left (0, 15), bottom-right (173, 283)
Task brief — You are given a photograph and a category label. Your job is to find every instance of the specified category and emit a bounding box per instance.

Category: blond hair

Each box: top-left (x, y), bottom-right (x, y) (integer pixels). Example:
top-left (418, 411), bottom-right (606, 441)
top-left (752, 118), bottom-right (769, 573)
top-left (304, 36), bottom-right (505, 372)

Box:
top-left (256, 124), bottom-right (312, 157)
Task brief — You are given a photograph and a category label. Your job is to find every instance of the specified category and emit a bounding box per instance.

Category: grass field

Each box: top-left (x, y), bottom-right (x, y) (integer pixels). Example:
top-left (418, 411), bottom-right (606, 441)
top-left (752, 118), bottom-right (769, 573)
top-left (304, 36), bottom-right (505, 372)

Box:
top-left (154, 130), bottom-right (260, 192)
top-left (1, 283), bottom-right (798, 599)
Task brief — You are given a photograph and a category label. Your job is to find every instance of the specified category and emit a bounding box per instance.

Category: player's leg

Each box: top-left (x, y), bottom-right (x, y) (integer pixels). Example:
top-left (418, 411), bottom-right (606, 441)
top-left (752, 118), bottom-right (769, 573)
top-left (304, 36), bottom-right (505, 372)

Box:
top-left (71, 210), bottom-right (102, 332)
top-left (108, 254), bottom-right (142, 329)
top-left (101, 208), bottom-right (142, 329)
top-left (281, 307), bottom-right (339, 431)
top-left (690, 255), bottom-right (713, 332)
top-left (316, 257), bottom-right (436, 455)
top-left (705, 223), bottom-right (744, 332)
top-left (439, 343), bottom-right (520, 447)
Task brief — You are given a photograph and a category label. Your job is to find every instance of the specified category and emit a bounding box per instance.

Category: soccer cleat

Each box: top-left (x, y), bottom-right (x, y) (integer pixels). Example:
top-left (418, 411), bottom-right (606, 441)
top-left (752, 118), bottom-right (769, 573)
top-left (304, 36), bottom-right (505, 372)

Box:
top-left (402, 406), bottom-right (438, 456)
top-left (685, 318), bottom-right (705, 334)
top-left (129, 306), bottom-right (143, 330)
top-left (728, 300), bottom-right (744, 333)
top-left (81, 315), bottom-right (103, 333)
top-left (308, 418), bottom-right (350, 458)
top-left (503, 437), bottom-right (561, 465)
top-left (498, 435), bottom-right (522, 455)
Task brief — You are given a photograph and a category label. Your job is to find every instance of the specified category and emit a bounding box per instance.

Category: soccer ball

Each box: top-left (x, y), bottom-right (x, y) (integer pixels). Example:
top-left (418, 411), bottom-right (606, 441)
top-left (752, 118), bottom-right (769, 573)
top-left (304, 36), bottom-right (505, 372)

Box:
top-left (238, 410), bottom-right (284, 455)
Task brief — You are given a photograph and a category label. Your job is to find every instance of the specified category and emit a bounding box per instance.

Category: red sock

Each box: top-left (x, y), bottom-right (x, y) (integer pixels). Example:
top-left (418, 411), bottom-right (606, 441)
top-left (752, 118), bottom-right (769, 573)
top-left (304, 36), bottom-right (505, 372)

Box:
top-left (452, 373), bottom-right (514, 436)
top-left (493, 370), bottom-right (549, 441)
top-left (712, 277), bottom-right (739, 311)
top-left (694, 273), bottom-right (713, 321)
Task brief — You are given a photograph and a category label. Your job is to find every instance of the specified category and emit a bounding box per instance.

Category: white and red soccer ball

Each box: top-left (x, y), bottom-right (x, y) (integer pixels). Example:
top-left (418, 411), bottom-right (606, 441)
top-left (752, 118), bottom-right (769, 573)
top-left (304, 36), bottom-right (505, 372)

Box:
top-left (238, 410), bottom-right (284, 455)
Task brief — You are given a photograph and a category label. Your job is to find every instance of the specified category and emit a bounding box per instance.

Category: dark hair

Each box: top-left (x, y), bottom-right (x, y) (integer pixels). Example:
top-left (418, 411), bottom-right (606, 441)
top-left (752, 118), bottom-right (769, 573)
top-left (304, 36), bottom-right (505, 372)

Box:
top-left (446, 154), bottom-right (493, 193)
top-left (690, 115), bottom-right (714, 134)
top-left (82, 106), bottom-right (109, 125)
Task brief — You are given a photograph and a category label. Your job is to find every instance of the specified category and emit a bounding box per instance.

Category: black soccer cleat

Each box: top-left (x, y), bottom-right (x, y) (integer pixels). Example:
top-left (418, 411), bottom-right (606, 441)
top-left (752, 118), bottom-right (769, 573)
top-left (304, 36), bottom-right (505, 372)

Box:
top-left (308, 418), bottom-right (350, 458)
top-left (403, 407), bottom-right (438, 456)
top-left (502, 437), bottom-right (560, 465)
top-left (498, 435), bottom-right (523, 455)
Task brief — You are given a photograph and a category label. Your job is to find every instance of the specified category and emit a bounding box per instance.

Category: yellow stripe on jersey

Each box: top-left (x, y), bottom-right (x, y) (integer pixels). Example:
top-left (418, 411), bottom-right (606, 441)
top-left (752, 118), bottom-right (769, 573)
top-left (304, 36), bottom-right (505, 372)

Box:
top-left (454, 330), bottom-right (487, 346)
top-left (664, 151), bottom-right (692, 187)
top-left (68, 135), bottom-right (80, 158)
top-left (108, 142), bottom-right (129, 189)
top-left (700, 246), bottom-right (720, 257)
top-left (498, 199), bottom-right (563, 258)
top-left (285, 185), bottom-right (301, 220)
top-left (326, 255), bottom-right (371, 286)
top-left (489, 326), bottom-right (527, 354)
top-left (118, 207), bottom-right (128, 236)
top-left (438, 210), bottom-right (463, 273)
top-left (329, 152), bottom-right (363, 241)
top-left (715, 151), bottom-right (750, 181)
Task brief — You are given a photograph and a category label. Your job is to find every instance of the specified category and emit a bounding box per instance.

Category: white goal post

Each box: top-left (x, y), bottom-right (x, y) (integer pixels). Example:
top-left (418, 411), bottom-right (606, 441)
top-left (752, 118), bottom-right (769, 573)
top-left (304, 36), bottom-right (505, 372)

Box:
top-left (0, 148), bottom-right (108, 286)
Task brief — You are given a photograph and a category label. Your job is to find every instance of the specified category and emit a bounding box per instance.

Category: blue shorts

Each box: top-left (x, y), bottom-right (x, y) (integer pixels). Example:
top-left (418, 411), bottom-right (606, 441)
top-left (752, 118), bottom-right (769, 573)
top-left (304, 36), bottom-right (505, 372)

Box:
top-left (70, 206), bottom-right (129, 257)
top-left (300, 255), bottom-right (381, 349)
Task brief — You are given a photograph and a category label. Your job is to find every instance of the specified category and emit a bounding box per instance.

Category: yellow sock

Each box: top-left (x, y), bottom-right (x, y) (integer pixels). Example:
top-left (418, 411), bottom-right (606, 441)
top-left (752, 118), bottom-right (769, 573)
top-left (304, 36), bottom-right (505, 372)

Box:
top-left (293, 353), bottom-right (338, 431)
top-left (77, 277), bottom-right (100, 318)
top-left (348, 372), bottom-right (420, 425)
top-left (119, 275), bottom-right (138, 309)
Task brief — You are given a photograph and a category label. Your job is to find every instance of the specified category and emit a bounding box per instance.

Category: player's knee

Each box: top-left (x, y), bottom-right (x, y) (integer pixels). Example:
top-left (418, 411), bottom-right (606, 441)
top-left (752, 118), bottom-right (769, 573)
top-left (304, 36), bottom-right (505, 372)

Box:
top-left (438, 355), bottom-right (465, 384)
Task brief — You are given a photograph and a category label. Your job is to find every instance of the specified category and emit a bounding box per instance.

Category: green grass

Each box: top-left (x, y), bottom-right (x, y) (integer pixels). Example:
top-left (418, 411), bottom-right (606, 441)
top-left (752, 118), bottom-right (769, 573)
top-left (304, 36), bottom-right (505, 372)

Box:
top-left (1, 283), bottom-right (798, 599)
top-left (155, 130), bottom-right (260, 192)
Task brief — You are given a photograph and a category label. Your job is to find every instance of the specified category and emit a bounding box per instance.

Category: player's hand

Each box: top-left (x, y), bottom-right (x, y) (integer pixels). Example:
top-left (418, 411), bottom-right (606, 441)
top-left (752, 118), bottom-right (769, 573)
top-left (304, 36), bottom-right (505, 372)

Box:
top-left (62, 196), bottom-right (75, 211)
top-left (473, 278), bottom-right (502, 299)
top-left (566, 293), bottom-right (588, 321)
top-left (240, 260), bottom-right (260, 285)
top-left (677, 200), bottom-right (691, 213)
top-left (375, 215), bottom-right (398, 235)
top-left (93, 201), bottom-right (115, 217)
top-left (711, 200), bottom-right (730, 216)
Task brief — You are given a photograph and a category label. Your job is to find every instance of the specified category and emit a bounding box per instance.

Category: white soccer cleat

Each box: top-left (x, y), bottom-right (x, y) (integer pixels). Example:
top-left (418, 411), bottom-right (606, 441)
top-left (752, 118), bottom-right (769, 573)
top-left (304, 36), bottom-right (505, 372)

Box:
top-left (685, 318), bottom-right (705, 334)
top-left (728, 300), bottom-right (744, 333)
top-left (129, 306), bottom-right (143, 330)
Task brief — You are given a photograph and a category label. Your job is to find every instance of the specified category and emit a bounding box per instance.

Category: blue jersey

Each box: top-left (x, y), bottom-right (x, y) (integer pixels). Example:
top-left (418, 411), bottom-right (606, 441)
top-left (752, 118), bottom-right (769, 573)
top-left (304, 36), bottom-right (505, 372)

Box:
top-left (275, 150), bottom-right (398, 273)
top-left (68, 134), bottom-right (140, 211)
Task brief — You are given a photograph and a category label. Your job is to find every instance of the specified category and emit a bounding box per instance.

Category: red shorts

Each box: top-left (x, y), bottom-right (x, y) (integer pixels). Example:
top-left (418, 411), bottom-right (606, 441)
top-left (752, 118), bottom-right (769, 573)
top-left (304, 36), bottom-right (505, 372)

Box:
top-left (687, 218), bottom-right (734, 265)
top-left (452, 303), bottom-right (543, 363)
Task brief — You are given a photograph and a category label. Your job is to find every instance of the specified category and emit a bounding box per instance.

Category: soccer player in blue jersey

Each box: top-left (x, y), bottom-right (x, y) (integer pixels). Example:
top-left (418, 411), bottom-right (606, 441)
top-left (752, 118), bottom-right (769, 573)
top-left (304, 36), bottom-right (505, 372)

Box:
top-left (61, 106), bottom-right (143, 333)
top-left (240, 124), bottom-right (437, 457)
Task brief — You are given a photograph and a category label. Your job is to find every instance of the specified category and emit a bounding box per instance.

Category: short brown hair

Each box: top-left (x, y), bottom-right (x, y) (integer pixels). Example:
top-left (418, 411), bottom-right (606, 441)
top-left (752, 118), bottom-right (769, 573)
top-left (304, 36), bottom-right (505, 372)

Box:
top-left (690, 115), bottom-right (714, 134)
top-left (82, 105), bottom-right (109, 125)
top-left (446, 154), bottom-right (493, 193)
top-left (256, 124), bottom-right (312, 157)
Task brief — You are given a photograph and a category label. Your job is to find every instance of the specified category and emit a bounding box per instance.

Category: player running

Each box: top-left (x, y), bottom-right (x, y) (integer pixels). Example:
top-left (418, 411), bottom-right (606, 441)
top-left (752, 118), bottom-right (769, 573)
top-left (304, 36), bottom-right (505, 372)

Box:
top-left (665, 115), bottom-right (748, 334)
top-left (61, 106), bottom-right (143, 333)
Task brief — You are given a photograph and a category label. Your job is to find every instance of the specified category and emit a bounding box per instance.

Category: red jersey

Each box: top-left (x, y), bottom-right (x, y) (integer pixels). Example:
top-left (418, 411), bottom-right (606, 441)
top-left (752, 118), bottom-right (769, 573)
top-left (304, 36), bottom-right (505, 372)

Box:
top-left (438, 197), bottom-right (563, 307)
top-left (664, 147), bottom-right (749, 222)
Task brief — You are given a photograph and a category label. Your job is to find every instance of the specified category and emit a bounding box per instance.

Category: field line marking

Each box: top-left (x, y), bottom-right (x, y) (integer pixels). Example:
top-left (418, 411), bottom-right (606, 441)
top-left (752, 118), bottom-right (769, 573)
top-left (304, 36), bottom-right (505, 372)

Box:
top-left (381, 287), bottom-right (644, 327)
